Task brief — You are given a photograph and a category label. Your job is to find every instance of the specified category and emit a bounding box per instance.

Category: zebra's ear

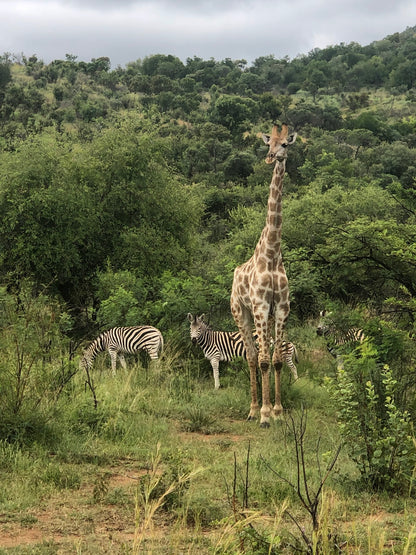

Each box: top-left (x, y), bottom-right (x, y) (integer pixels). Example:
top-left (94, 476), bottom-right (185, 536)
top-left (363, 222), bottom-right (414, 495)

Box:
top-left (187, 313), bottom-right (193, 322)
top-left (199, 313), bottom-right (206, 322)
top-left (287, 132), bottom-right (297, 145)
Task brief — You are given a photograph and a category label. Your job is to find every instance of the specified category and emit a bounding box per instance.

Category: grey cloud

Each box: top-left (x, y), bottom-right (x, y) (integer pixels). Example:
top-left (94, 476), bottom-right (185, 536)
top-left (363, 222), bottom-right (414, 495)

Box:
top-left (0, 0), bottom-right (414, 67)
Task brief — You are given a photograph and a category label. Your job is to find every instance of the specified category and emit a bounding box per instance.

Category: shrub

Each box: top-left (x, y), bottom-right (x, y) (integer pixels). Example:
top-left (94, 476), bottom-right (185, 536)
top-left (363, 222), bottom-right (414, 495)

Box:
top-left (325, 343), bottom-right (416, 492)
top-left (0, 283), bottom-right (74, 444)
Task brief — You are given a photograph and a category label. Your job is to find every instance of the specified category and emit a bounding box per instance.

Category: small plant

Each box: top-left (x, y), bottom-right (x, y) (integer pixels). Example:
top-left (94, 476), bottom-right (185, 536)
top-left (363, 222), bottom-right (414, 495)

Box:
top-left (218, 443), bottom-right (286, 554)
top-left (181, 406), bottom-right (217, 433)
top-left (133, 444), bottom-right (202, 553)
top-left (262, 409), bottom-right (342, 554)
top-left (92, 471), bottom-right (111, 502)
top-left (36, 462), bottom-right (81, 490)
top-left (133, 443), bottom-right (203, 553)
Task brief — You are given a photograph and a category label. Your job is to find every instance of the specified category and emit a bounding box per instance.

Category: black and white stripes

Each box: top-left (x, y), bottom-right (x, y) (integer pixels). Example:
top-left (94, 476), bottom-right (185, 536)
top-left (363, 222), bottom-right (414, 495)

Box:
top-left (188, 313), bottom-right (298, 389)
top-left (317, 310), bottom-right (366, 362)
top-left (81, 326), bottom-right (164, 374)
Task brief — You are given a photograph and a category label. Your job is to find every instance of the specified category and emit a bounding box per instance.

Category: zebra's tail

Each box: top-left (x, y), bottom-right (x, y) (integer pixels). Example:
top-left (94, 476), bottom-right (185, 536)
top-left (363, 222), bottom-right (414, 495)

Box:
top-left (158, 332), bottom-right (164, 356)
top-left (293, 343), bottom-right (299, 363)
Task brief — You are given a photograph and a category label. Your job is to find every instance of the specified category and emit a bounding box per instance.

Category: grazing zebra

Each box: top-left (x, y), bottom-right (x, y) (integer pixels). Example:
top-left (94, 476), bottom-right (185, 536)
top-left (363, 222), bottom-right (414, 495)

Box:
top-left (188, 313), bottom-right (298, 389)
top-left (316, 310), bottom-right (366, 365)
top-left (80, 326), bottom-right (164, 375)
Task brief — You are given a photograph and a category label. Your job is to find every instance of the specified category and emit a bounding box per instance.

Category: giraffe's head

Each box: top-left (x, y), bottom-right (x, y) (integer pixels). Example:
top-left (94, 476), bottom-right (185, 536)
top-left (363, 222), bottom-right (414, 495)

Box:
top-left (262, 124), bottom-right (297, 164)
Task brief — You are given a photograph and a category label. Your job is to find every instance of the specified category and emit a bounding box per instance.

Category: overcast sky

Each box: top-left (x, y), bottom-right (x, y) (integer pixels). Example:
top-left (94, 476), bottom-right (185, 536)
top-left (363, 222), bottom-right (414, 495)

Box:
top-left (1, 0), bottom-right (415, 68)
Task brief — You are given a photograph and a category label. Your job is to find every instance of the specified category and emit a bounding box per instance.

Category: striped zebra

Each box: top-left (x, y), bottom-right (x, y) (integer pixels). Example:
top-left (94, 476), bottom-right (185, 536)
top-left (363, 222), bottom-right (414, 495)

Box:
top-left (316, 310), bottom-right (366, 365)
top-left (188, 313), bottom-right (298, 389)
top-left (80, 325), bottom-right (164, 375)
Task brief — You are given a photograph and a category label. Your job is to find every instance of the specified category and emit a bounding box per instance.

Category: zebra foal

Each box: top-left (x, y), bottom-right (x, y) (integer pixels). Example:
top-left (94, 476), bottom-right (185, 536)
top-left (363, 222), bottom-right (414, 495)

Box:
top-left (80, 325), bottom-right (164, 375)
top-left (188, 313), bottom-right (298, 389)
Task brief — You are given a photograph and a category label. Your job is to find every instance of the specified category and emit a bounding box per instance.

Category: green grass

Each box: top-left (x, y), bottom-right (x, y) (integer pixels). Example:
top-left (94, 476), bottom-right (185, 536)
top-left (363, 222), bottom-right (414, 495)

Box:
top-left (0, 338), bottom-right (415, 553)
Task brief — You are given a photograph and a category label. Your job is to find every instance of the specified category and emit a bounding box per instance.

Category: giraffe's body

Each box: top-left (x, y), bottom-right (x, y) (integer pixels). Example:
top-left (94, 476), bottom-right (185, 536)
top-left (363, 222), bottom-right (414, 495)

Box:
top-left (230, 124), bottom-right (297, 427)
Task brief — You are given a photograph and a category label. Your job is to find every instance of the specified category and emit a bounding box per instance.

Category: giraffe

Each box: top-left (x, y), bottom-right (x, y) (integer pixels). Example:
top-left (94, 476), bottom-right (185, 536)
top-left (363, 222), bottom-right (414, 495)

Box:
top-left (230, 123), bottom-right (297, 427)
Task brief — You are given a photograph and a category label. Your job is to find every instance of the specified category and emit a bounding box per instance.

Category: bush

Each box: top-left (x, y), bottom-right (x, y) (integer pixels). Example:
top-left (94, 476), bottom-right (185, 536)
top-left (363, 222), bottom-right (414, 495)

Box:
top-left (325, 344), bottom-right (416, 492)
top-left (0, 283), bottom-right (74, 444)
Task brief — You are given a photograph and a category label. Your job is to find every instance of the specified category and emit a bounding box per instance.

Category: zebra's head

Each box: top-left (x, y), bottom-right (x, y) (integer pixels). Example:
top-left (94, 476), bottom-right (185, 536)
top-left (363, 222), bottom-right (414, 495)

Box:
top-left (79, 353), bottom-right (91, 371)
top-left (79, 345), bottom-right (94, 371)
top-left (316, 310), bottom-right (332, 337)
top-left (187, 313), bottom-right (207, 344)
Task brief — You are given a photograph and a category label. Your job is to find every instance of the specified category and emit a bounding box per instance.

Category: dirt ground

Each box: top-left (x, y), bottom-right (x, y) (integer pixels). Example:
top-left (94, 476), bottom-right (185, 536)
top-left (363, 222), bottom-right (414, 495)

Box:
top-left (0, 433), bottom-right (235, 553)
top-left (0, 464), bottom-right (141, 553)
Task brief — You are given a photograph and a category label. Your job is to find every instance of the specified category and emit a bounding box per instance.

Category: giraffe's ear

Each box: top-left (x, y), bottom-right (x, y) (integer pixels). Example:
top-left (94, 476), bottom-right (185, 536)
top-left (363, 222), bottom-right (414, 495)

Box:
top-left (287, 132), bottom-right (297, 145)
top-left (262, 133), bottom-right (270, 145)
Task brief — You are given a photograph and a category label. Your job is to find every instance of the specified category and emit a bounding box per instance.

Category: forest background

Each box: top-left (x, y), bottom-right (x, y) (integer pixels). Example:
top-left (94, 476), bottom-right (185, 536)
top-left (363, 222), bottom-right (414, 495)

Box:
top-left (1, 26), bottom-right (416, 339)
top-left (1, 24), bottom-right (416, 553)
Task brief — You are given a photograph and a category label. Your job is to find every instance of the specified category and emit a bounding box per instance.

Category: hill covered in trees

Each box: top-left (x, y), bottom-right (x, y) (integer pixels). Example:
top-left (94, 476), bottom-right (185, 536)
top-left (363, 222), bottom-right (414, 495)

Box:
top-left (0, 25), bottom-right (416, 340)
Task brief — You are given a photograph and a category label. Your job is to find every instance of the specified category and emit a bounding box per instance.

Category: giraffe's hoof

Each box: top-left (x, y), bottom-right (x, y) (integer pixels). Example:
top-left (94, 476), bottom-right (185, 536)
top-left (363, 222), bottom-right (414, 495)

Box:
top-left (260, 421), bottom-right (270, 429)
top-left (246, 415), bottom-right (256, 422)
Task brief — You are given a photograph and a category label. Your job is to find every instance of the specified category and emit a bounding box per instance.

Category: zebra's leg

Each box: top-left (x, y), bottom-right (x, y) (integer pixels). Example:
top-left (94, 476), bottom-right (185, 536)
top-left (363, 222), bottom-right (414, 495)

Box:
top-left (109, 349), bottom-right (118, 375)
top-left (147, 347), bottom-right (159, 361)
top-left (118, 354), bottom-right (127, 369)
top-left (210, 358), bottom-right (221, 389)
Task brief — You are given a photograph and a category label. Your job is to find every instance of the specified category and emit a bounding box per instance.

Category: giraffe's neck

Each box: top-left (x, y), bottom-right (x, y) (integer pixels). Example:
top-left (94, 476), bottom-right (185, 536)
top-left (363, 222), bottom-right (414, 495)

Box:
top-left (255, 160), bottom-right (285, 258)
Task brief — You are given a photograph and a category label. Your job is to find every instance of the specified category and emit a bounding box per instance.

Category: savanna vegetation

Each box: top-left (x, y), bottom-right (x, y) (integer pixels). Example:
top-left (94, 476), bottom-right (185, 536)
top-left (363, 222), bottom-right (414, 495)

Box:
top-left (1, 25), bottom-right (416, 553)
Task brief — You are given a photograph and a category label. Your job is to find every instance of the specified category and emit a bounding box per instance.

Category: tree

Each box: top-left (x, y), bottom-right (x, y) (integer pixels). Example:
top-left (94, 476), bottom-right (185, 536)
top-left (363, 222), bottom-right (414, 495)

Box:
top-left (209, 94), bottom-right (258, 135)
top-left (284, 183), bottom-right (416, 305)
top-left (303, 66), bottom-right (327, 100)
top-left (223, 151), bottom-right (256, 183)
top-left (389, 59), bottom-right (416, 89)
top-left (0, 116), bottom-right (204, 314)
top-left (0, 61), bottom-right (11, 92)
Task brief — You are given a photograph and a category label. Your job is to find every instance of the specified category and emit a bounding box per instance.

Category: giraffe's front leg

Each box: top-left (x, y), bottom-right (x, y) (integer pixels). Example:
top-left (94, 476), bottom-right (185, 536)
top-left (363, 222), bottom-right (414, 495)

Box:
top-left (272, 340), bottom-right (284, 417)
top-left (258, 340), bottom-right (272, 427)
top-left (259, 361), bottom-right (273, 427)
top-left (272, 361), bottom-right (283, 417)
top-left (244, 343), bottom-right (259, 420)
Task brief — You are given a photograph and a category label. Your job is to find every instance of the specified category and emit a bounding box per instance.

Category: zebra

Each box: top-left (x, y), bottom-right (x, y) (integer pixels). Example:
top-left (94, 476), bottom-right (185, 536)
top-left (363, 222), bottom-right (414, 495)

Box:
top-left (316, 310), bottom-right (366, 366)
top-left (188, 313), bottom-right (299, 389)
top-left (80, 325), bottom-right (164, 375)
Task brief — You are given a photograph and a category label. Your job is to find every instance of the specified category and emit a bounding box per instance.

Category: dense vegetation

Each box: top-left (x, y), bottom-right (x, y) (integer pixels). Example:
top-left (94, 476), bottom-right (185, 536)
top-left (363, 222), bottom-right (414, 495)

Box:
top-left (1, 25), bottom-right (416, 553)
top-left (1, 27), bottom-right (416, 334)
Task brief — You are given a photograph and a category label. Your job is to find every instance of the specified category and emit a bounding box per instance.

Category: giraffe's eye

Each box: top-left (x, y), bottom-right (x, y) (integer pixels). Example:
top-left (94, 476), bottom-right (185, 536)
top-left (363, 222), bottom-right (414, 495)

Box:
top-left (281, 143), bottom-right (288, 148)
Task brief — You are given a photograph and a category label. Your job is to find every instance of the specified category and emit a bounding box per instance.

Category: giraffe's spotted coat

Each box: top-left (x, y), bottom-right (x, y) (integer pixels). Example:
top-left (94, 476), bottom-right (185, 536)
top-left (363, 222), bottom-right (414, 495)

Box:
top-left (230, 124), bottom-right (297, 427)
